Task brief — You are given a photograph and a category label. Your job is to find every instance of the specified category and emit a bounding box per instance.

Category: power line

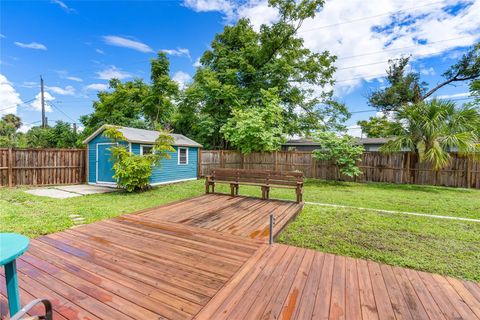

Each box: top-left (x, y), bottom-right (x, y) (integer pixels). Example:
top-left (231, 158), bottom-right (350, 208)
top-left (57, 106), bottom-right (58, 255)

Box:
top-left (0, 98), bottom-right (36, 113)
top-left (298, 1), bottom-right (446, 33)
top-left (337, 36), bottom-right (474, 60)
top-left (48, 101), bottom-right (78, 123)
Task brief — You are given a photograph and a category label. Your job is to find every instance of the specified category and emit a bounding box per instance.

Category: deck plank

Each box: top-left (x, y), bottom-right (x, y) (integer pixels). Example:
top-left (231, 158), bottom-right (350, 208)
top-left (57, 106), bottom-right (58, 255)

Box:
top-left (7, 194), bottom-right (479, 320)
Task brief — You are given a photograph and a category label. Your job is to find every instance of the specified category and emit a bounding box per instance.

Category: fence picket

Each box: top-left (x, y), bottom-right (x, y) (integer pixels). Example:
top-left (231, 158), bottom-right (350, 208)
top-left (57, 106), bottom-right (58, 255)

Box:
top-left (199, 150), bottom-right (479, 189)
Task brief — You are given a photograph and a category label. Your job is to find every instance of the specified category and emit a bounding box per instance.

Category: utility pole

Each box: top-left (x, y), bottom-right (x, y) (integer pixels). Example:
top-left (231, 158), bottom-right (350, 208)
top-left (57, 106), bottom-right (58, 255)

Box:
top-left (73, 123), bottom-right (77, 134)
top-left (40, 76), bottom-right (46, 128)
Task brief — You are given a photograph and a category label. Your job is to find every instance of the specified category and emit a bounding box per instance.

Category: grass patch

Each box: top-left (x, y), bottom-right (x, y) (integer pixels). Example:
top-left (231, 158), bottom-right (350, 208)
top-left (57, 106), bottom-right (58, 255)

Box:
top-left (278, 205), bottom-right (480, 281)
top-left (0, 180), bottom-right (202, 238)
top-left (215, 179), bottom-right (480, 219)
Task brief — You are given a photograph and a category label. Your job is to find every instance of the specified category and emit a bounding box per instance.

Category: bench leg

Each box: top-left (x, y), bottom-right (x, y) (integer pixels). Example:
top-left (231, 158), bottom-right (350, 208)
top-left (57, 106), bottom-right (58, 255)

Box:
top-left (265, 187), bottom-right (270, 200)
top-left (230, 183), bottom-right (237, 197)
top-left (235, 185), bottom-right (239, 195)
top-left (205, 181), bottom-right (209, 194)
top-left (296, 186), bottom-right (303, 203)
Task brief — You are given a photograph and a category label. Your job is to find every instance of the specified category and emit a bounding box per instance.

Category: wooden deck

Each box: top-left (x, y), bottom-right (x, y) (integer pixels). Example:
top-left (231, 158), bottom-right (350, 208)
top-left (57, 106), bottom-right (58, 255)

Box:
top-left (2, 194), bottom-right (479, 319)
top-left (135, 193), bottom-right (304, 240)
top-left (196, 244), bottom-right (480, 320)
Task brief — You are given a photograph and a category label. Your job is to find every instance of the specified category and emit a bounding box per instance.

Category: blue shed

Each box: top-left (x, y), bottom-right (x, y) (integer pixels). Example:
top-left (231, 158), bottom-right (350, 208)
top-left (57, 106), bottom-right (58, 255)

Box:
top-left (83, 125), bottom-right (202, 186)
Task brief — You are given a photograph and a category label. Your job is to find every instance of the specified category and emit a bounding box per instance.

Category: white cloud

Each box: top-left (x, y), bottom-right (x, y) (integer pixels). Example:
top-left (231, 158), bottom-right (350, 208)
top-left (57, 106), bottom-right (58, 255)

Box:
top-left (14, 41), bottom-right (47, 50)
top-left (103, 35), bottom-right (153, 53)
top-left (183, 0), bottom-right (235, 19)
top-left (66, 76), bottom-right (83, 82)
top-left (96, 66), bottom-right (132, 80)
top-left (420, 67), bottom-right (436, 76)
top-left (85, 83), bottom-right (109, 91)
top-left (21, 81), bottom-right (38, 88)
top-left (193, 57), bottom-right (201, 67)
top-left (46, 85), bottom-right (76, 95)
top-left (161, 48), bottom-right (191, 59)
top-left (347, 125), bottom-right (362, 137)
top-left (18, 123), bottom-right (33, 133)
top-left (96, 49), bottom-right (105, 54)
top-left (185, 0), bottom-right (480, 95)
top-left (173, 71), bottom-right (192, 89)
top-left (51, 0), bottom-right (75, 13)
top-left (433, 92), bottom-right (471, 99)
top-left (0, 34), bottom-right (5, 39)
top-left (0, 74), bottom-right (22, 116)
top-left (30, 92), bottom-right (54, 113)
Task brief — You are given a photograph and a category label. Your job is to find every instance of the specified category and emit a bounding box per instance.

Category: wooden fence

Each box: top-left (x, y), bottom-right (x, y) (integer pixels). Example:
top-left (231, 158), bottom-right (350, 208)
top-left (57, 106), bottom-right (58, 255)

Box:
top-left (0, 148), bottom-right (87, 187)
top-left (199, 150), bottom-right (480, 189)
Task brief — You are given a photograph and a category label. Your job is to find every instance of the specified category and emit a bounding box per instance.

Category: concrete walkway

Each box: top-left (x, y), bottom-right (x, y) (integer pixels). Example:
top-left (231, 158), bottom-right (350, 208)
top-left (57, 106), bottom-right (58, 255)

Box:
top-left (25, 184), bottom-right (117, 199)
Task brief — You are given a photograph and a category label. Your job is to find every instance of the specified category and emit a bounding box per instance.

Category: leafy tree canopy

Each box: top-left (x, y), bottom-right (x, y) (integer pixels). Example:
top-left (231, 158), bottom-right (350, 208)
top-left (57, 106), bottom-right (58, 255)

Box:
top-left (221, 88), bottom-right (285, 153)
top-left (357, 115), bottom-right (396, 138)
top-left (381, 99), bottom-right (480, 170)
top-left (369, 43), bottom-right (480, 112)
top-left (0, 114), bottom-right (26, 147)
top-left (24, 121), bottom-right (81, 148)
top-left (80, 52), bottom-right (178, 137)
top-left (174, 0), bottom-right (349, 149)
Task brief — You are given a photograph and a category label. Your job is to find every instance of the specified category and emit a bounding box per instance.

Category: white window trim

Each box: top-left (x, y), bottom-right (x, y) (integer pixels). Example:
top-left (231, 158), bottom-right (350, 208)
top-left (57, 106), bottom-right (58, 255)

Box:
top-left (178, 147), bottom-right (189, 165)
top-left (140, 144), bottom-right (155, 155)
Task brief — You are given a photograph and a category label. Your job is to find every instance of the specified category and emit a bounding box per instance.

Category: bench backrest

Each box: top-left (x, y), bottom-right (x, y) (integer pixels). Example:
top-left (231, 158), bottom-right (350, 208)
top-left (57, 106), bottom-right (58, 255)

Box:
top-left (210, 168), bottom-right (304, 187)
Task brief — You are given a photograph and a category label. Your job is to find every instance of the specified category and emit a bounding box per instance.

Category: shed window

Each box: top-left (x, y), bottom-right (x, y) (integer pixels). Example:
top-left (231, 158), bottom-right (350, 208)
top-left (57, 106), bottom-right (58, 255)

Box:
top-left (141, 145), bottom-right (154, 155)
top-left (178, 147), bottom-right (188, 165)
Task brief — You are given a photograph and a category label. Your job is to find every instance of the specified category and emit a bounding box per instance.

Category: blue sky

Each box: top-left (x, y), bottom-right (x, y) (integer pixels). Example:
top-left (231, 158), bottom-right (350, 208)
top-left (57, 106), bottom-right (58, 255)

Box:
top-left (1, 0), bottom-right (479, 135)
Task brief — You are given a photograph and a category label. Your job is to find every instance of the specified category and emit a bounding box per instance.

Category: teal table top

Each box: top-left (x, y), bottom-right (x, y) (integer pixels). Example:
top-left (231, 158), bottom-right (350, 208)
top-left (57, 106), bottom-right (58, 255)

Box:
top-left (0, 233), bottom-right (29, 265)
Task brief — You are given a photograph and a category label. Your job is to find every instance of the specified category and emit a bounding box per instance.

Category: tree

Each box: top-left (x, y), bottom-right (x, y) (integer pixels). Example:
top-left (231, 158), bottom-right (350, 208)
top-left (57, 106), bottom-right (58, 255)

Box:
top-left (24, 121), bottom-right (81, 148)
top-left (80, 53), bottom-right (178, 136)
top-left (174, 0), bottom-right (348, 149)
top-left (0, 114), bottom-right (26, 147)
top-left (221, 89), bottom-right (285, 153)
top-left (423, 43), bottom-right (480, 100)
top-left (368, 57), bottom-right (427, 111)
top-left (142, 52), bottom-right (179, 127)
top-left (80, 79), bottom-right (151, 137)
top-left (369, 43), bottom-right (480, 112)
top-left (357, 115), bottom-right (396, 138)
top-left (312, 132), bottom-right (364, 179)
top-left (381, 99), bottom-right (480, 170)
top-left (103, 125), bottom-right (175, 192)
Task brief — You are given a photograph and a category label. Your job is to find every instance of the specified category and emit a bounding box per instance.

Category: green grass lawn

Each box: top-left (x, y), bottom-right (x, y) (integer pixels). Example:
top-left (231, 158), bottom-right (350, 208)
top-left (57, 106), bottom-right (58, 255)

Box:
top-left (216, 179), bottom-right (480, 219)
top-left (1, 179), bottom-right (479, 281)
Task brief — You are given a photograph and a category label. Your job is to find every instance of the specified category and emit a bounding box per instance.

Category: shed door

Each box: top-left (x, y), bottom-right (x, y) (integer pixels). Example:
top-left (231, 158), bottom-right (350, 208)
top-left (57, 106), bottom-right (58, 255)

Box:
top-left (96, 143), bottom-right (116, 183)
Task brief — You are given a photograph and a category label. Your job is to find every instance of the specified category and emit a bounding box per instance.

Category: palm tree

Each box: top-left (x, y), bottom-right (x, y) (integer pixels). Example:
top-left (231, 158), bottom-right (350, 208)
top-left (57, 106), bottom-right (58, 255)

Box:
top-left (381, 99), bottom-right (480, 170)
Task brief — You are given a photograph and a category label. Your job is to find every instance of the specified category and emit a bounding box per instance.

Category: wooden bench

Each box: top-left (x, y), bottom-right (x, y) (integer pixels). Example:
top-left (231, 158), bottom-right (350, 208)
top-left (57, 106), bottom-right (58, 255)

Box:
top-left (205, 168), bottom-right (304, 203)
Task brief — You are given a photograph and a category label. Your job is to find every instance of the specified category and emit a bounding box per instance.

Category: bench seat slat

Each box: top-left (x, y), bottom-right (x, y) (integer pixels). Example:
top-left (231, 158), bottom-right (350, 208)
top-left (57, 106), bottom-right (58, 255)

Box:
top-left (206, 168), bottom-right (304, 203)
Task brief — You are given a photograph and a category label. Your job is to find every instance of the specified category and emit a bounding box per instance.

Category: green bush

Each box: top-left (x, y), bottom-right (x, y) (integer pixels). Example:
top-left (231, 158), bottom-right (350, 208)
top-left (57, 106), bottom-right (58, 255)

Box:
top-left (104, 126), bottom-right (174, 192)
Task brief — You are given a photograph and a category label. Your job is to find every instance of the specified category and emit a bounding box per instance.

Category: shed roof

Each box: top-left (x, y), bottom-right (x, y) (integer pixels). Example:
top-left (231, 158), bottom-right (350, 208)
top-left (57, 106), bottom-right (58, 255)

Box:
top-left (83, 125), bottom-right (203, 147)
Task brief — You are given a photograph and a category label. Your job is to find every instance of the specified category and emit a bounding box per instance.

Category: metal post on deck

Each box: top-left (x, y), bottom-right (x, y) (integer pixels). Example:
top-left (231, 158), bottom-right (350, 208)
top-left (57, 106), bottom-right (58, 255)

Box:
top-left (269, 214), bottom-right (276, 245)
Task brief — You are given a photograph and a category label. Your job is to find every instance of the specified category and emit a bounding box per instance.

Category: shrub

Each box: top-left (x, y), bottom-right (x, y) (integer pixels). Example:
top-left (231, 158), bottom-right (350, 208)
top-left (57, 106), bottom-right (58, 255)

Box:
top-left (103, 126), bottom-right (175, 192)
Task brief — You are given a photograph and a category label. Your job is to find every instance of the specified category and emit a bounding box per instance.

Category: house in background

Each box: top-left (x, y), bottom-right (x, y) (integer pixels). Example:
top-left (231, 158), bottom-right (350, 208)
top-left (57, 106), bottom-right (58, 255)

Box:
top-left (281, 137), bottom-right (392, 152)
top-left (83, 125), bottom-right (202, 186)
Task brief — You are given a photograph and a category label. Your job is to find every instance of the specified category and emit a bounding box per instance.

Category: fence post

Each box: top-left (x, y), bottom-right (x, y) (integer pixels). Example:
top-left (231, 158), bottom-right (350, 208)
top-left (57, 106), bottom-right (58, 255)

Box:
top-left (220, 150), bottom-right (225, 168)
top-left (466, 155), bottom-right (471, 188)
top-left (240, 152), bottom-right (244, 169)
top-left (274, 151), bottom-right (278, 171)
top-left (8, 148), bottom-right (13, 187)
